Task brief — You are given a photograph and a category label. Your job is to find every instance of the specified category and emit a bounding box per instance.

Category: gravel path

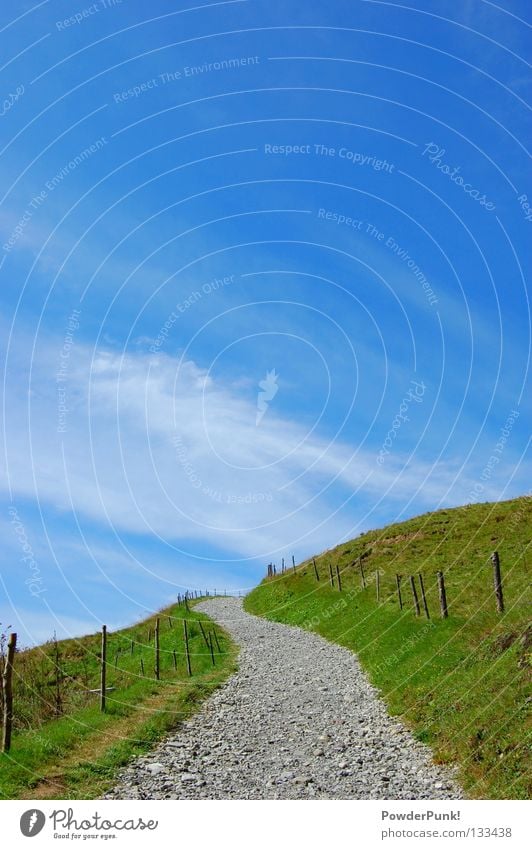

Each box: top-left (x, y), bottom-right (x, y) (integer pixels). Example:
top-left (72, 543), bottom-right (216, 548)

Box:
top-left (104, 597), bottom-right (462, 799)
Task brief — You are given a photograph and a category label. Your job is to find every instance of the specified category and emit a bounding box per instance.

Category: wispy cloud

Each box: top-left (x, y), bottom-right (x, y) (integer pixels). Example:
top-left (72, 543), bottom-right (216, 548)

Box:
top-left (2, 326), bottom-right (526, 572)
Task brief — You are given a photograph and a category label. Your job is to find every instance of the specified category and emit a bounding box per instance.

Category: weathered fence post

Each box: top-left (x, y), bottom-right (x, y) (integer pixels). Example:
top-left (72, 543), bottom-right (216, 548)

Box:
top-left (53, 632), bottom-right (63, 717)
top-left (409, 575), bottom-right (421, 616)
top-left (313, 558), bottom-right (320, 581)
top-left (396, 574), bottom-right (403, 609)
top-left (418, 573), bottom-right (430, 619)
top-left (140, 658), bottom-right (145, 676)
top-left (154, 618), bottom-right (160, 680)
top-left (198, 620), bottom-right (210, 650)
top-left (100, 626), bottom-right (107, 713)
top-left (212, 628), bottom-right (222, 653)
top-left (328, 564), bottom-right (335, 588)
top-left (376, 570), bottom-right (380, 603)
top-left (130, 639), bottom-right (134, 655)
top-left (292, 555), bottom-right (296, 573)
top-left (208, 631), bottom-right (215, 666)
top-left (360, 559), bottom-right (366, 589)
top-left (437, 571), bottom-right (448, 618)
top-left (183, 620), bottom-right (192, 676)
top-left (336, 565), bottom-right (342, 591)
top-left (172, 649), bottom-right (177, 670)
top-left (1, 647), bottom-right (5, 716)
top-left (491, 551), bottom-right (504, 613)
top-left (2, 632), bottom-right (17, 752)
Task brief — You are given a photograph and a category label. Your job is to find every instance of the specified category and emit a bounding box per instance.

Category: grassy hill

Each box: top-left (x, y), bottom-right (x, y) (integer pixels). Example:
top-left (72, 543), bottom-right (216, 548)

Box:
top-left (0, 597), bottom-right (236, 800)
top-left (245, 496), bottom-right (531, 799)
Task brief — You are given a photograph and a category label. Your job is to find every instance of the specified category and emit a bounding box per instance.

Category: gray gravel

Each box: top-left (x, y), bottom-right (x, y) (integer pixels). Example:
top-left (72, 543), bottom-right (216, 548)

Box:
top-left (104, 597), bottom-right (462, 799)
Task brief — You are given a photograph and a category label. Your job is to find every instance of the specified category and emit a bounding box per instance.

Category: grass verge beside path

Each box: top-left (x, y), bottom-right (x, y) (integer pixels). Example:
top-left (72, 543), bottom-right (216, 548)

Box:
top-left (244, 497), bottom-right (531, 799)
top-left (0, 600), bottom-right (237, 800)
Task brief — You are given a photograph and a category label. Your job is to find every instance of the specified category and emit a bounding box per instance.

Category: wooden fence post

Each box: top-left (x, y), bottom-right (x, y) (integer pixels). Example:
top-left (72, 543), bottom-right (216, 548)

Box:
top-left (336, 565), bottom-right (342, 591)
top-left (491, 551), bottom-right (504, 613)
top-left (183, 620), bottom-right (192, 676)
top-left (360, 560), bottom-right (366, 589)
top-left (409, 575), bottom-right (421, 616)
top-left (212, 628), bottom-right (222, 653)
top-left (313, 558), bottom-right (320, 581)
top-left (100, 626), bottom-right (107, 713)
top-left (154, 618), bottom-right (160, 680)
top-left (208, 631), bottom-right (215, 666)
top-left (418, 573), bottom-right (430, 619)
top-left (376, 570), bottom-right (380, 603)
top-left (396, 574), bottom-right (403, 609)
top-left (198, 620), bottom-right (210, 650)
top-left (328, 564), bottom-right (335, 588)
top-left (2, 632), bottom-right (17, 753)
top-left (172, 649), bottom-right (177, 670)
top-left (53, 632), bottom-right (63, 717)
top-left (140, 658), bottom-right (145, 676)
top-left (292, 555), bottom-right (296, 573)
top-left (437, 571), bottom-right (448, 618)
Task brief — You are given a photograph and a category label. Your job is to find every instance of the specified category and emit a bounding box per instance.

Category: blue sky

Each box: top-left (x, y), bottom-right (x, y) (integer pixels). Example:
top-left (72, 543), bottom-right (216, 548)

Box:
top-left (0, 0), bottom-right (530, 644)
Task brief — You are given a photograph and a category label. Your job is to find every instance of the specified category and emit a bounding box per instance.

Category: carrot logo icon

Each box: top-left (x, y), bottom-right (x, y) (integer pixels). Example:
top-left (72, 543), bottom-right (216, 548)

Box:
top-left (256, 369), bottom-right (279, 425)
top-left (20, 809), bottom-right (46, 837)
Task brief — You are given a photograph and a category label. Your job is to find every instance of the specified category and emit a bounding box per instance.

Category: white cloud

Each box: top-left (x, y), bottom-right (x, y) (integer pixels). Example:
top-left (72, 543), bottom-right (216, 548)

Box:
top-left (1, 328), bottom-right (526, 565)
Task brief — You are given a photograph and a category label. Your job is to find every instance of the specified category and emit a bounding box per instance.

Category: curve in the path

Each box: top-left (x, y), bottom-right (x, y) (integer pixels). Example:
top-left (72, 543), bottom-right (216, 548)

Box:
top-left (104, 597), bottom-right (462, 799)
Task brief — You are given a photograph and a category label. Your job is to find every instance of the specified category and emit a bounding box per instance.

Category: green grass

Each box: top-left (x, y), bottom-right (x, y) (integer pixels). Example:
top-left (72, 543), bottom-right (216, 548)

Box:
top-left (0, 599), bottom-right (236, 799)
top-left (245, 496), bottom-right (531, 799)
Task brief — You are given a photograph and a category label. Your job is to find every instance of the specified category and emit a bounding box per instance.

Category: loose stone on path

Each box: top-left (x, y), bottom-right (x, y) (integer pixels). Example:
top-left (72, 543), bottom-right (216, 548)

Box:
top-left (104, 597), bottom-right (462, 800)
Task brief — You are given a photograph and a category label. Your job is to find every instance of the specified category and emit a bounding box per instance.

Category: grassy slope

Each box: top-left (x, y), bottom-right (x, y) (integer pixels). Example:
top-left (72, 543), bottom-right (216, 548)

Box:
top-left (0, 600), bottom-right (236, 800)
top-left (245, 497), bottom-right (531, 799)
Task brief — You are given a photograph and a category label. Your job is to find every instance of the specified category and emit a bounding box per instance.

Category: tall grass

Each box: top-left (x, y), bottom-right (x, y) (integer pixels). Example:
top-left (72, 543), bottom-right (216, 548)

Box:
top-left (0, 599), bottom-right (236, 799)
top-left (245, 496), bottom-right (531, 799)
